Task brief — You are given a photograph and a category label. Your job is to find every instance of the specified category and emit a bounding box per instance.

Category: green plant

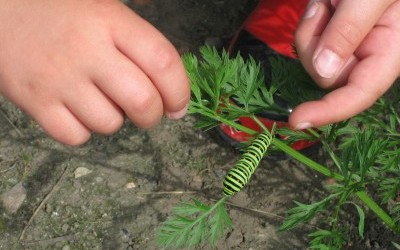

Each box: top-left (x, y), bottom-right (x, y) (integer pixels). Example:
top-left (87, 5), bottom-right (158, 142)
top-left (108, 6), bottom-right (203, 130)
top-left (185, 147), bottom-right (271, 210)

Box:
top-left (157, 197), bottom-right (231, 248)
top-left (156, 46), bottom-right (400, 249)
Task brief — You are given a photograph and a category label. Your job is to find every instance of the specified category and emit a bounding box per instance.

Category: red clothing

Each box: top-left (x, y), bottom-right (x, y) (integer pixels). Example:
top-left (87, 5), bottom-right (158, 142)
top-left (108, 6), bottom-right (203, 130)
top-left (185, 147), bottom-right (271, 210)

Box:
top-left (237, 0), bottom-right (308, 58)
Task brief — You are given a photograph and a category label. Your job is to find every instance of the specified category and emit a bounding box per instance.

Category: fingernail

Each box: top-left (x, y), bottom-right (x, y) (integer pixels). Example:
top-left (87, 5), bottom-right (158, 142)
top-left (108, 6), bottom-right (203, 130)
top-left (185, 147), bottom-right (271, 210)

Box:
top-left (304, 1), bottom-right (319, 19)
top-left (314, 49), bottom-right (342, 78)
top-left (294, 122), bottom-right (313, 130)
top-left (166, 104), bottom-right (188, 120)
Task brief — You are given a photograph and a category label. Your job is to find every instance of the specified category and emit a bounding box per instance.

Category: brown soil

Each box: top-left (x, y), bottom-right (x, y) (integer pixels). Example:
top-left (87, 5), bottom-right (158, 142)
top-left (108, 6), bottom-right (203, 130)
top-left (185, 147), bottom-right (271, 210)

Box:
top-left (0, 1), bottom-right (398, 249)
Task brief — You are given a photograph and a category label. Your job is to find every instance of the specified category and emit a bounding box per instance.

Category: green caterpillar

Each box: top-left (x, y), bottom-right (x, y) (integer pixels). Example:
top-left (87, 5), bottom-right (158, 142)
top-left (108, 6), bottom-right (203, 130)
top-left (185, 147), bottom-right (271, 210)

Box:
top-left (223, 132), bottom-right (273, 196)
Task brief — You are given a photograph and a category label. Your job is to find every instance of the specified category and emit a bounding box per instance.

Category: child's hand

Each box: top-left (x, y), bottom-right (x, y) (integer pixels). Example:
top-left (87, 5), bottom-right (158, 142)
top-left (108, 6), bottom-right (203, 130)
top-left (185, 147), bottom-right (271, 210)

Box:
top-left (0, 0), bottom-right (190, 145)
top-left (290, 0), bottom-right (400, 129)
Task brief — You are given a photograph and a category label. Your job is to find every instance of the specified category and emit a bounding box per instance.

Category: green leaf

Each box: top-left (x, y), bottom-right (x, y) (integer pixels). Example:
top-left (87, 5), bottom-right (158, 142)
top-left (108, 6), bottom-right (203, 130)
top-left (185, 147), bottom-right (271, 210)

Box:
top-left (353, 203), bottom-right (365, 237)
top-left (390, 202), bottom-right (400, 226)
top-left (308, 229), bottom-right (347, 250)
top-left (392, 241), bottom-right (400, 250)
top-left (269, 56), bottom-right (326, 107)
top-left (339, 129), bottom-right (388, 184)
top-left (156, 197), bottom-right (231, 249)
top-left (209, 202), bottom-right (232, 246)
top-left (183, 45), bottom-right (290, 127)
top-left (378, 177), bottom-right (400, 203)
top-left (277, 127), bottom-right (317, 143)
top-left (279, 193), bottom-right (339, 232)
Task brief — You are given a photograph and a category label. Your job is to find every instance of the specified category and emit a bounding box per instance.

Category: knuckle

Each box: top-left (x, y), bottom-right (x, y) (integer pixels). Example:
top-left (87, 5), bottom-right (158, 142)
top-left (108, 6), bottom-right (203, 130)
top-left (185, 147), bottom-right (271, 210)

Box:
top-left (131, 91), bottom-right (158, 114)
top-left (126, 92), bottom-right (163, 128)
top-left (330, 20), bottom-right (363, 53)
top-left (152, 43), bottom-right (178, 72)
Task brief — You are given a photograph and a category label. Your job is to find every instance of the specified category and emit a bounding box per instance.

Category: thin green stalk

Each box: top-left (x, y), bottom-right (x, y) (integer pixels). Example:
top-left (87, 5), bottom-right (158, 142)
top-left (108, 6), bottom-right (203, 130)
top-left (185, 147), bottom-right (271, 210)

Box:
top-left (306, 128), bottom-right (344, 174)
top-left (225, 114), bottom-right (398, 232)
top-left (274, 140), bottom-right (398, 232)
top-left (189, 103), bottom-right (257, 136)
top-left (356, 191), bottom-right (399, 233)
top-left (273, 139), bottom-right (344, 180)
top-left (251, 115), bottom-right (270, 132)
top-left (251, 116), bottom-right (343, 180)
top-left (191, 104), bottom-right (398, 232)
top-left (192, 196), bottom-right (228, 226)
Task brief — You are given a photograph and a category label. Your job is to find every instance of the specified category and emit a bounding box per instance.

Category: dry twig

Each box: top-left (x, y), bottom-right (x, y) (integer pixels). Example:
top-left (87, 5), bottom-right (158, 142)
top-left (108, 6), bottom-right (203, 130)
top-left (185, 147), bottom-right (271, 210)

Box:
top-left (19, 165), bottom-right (69, 243)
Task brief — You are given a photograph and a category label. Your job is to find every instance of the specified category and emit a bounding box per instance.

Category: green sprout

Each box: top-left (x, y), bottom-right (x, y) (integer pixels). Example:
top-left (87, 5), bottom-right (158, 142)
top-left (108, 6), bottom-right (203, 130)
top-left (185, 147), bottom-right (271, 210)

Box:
top-left (156, 46), bottom-right (400, 249)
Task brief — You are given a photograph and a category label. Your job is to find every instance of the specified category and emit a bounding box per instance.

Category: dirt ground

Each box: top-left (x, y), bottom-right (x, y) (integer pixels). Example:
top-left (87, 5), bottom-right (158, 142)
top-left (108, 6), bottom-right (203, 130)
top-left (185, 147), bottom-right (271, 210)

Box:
top-left (0, 1), bottom-right (398, 249)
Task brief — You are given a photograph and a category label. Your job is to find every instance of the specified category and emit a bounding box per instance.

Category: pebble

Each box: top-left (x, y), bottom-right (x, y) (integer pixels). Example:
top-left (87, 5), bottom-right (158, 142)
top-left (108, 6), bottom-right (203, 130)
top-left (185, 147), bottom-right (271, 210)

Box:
top-left (45, 204), bottom-right (53, 214)
top-left (126, 182), bottom-right (136, 189)
top-left (226, 229), bottom-right (244, 248)
top-left (214, 169), bottom-right (226, 179)
top-left (62, 224), bottom-right (69, 233)
top-left (74, 167), bottom-right (93, 179)
top-left (95, 177), bottom-right (104, 183)
top-left (190, 175), bottom-right (203, 190)
top-left (62, 245), bottom-right (71, 250)
top-left (1, 182), bottom-right (27, 214)
top-left (121, 228), bottom-right (131, 243)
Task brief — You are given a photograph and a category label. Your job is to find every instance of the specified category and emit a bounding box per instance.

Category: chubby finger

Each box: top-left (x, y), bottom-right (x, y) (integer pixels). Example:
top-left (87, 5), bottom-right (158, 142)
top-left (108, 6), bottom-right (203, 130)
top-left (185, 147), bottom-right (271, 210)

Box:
top-left (296, 0), bottom-right (359, 88)
top-left (110, 3), bottom-right (190, 119)
top-left (64, 81), bottom-right (124, 135)
top-left (92, 49), bottom-right (164, 128)
top-left (289, 53), bottom-right (399, 129)
top-left (33, 104), bottom-right (91, 146)
top-left (312, 0), bottom-right (395, 82)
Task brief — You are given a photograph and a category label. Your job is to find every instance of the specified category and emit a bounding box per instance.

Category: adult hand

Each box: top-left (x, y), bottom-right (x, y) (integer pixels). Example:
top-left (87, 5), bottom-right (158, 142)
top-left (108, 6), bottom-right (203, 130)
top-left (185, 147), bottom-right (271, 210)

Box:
top-left (290, 0), bottom-right (400, 129)
top-left (0, 0), bottom-right (190, 145)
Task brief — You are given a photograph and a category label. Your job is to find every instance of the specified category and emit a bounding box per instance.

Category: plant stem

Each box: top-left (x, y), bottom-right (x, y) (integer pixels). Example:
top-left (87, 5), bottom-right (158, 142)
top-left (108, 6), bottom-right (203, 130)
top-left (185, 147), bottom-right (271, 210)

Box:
top-left (191, 197), bottom-right (228, 228)
top-left (355, 191), bottom-right (399, 233)
top-left (273, 139), bottom-right (344, 180)
top-left (191, 105), bottom-right (398, 232)
top-left (219, 113), bottom-right (398, 232)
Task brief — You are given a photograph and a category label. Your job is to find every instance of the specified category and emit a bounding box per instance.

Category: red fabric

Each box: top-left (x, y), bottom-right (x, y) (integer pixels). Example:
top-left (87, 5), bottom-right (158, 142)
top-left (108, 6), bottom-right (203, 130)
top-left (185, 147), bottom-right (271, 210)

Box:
top-left (243, 0), bottom-right (308, 58)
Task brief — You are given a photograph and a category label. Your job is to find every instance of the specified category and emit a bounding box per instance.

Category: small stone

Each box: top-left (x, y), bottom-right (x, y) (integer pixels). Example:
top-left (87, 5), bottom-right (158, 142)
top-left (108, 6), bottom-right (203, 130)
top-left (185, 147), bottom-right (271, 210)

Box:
top-left (190, 175), bottom-right (203, 190)
top-left (126, 182), bottom-right (136, 189)
top-left (226, 229), bottom-right (244, 248)
top-left (45, 204), bottom-right (53, 214)
top-left (95, 177), bottom-right (104, 183)
top-left (120, 228), bottom-right (131, 243)
top-left (74, 167), bottom-right (93, 179)
top-left (214, 169), bottom-right (226, 179)
top-left (62, 245), bottom-right (71, 250)
top-left (1, 182), bottom-right (27, 213)
top-left (61, 224), bottom-right (69, 233)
